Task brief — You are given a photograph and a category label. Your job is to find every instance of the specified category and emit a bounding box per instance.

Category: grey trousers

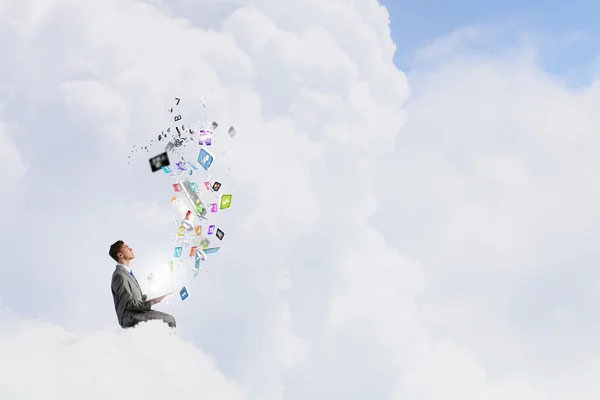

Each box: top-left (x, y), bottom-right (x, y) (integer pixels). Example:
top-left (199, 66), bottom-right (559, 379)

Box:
top-left (124, 310), bottom-right (176, 328)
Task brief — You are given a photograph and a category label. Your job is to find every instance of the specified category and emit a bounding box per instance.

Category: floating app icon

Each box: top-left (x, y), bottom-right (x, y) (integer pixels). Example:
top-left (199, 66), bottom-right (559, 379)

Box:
top-left (195, 203), bottom-right (204, 215)
top-left (187, 162), bottom-right (198, 170)
top-left (189, 246), bottom-right (197, 257)
top-left (220, 194), bottom-right (232, 209)
top-left (216, 228), bottom-right (224, 240)
top-left (208, 225), bottom-right (215, 234)
top-left (212, 182), bottom-right (222, 191)
top-left (204, 181), bottom-right (212, 190)
top-left (175, 162), bottom-right (187, 171)
top-left (150, 152), bottom-right (170, 172)
top-left (198, 129), bottom-right (213, 146)
top-left (173, 183), bottom-right (182, 192)
top-left (174, 247), bottom-right (182, 257)
top-left (182, 210), bottom-right (194, 230)
top-left (210, 203), bottom-right (218, 213)
top-left (170, 196), bottom-right (177, 205)
top-left (204, 247), bottom-right (220, 254)
top-left (180, 287), bottom-right (189, 301)
top-left (200, 238), bottom-right (210, 249)
top-left (194, 226), bottom-right (202, 236)
top-left (197, 148), bottom-right (214, 170)
top-left (177, 225), bottom-right (185, 237)
top-left (167, 261), bottom-right (174, 274)
top-left (228, 126), bottom-right (236, 138)
top-left (161, 166), bottom-right (171, 174)
top-left (190, 182), bottom-right (198, 192)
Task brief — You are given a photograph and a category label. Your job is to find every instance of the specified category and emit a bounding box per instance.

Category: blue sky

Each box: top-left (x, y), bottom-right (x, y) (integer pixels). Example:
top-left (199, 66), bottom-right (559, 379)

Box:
top-left (381, 0), bottom-right (600, 83)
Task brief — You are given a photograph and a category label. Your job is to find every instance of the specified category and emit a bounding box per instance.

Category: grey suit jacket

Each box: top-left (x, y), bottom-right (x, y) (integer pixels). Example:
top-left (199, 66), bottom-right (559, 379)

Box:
top-left (111, 265), bottom-right (152, 327)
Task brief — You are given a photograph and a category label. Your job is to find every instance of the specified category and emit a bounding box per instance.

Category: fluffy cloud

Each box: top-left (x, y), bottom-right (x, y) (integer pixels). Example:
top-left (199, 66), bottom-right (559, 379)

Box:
top-left (0, 316), bottom-right (247, 400)
top-left (1, 0), bottom-right (599, 399)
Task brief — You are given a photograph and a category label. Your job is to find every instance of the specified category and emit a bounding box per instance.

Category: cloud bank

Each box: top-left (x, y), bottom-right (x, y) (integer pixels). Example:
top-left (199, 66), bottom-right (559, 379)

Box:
top-left (0, 0), bottom-right (599, 399)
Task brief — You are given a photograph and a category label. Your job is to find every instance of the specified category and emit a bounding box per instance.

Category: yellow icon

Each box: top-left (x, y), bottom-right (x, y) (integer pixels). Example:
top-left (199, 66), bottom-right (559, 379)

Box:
top-left (177, 225), bottom-right (185, 236)
top-left (194, 226), bottom-right (202, 236)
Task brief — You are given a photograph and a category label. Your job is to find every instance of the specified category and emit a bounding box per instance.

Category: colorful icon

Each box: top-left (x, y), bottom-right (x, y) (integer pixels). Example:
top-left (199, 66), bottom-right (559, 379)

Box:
top-left (170, 196), bottom-right (177, 205)
top-left (212, 182), bottom-right (221, 191)
top-left (198, 129), bottom-right (213, 146)
top-left (204, 247), bottom-right (220, 254)
top-left (197, 148), bottom-right (214, 170)
top-left (204, 181), bottom-right (212, 190)
top-left (194, 226), bottom-right (202, 236)
top-left (210, 203), bottom-right (218, 213)
top-left (177, 225), bottom-right (185, 237)
top-left (216, 228), bottom-right (224, 240)
top-left (208, 225), bottom-right (215, 234)
top-left (189, 246), bottom-right (197, 257)
top-left (173, 183), bottom-right (182, 192)
top-left (161, 166), bottom-right (171, 174)
top-left (220, 194), bottom-right (232, 209)
top-left (174, 247), bottom-right (182, 257)
top-left (200, 238), bottom-right (210, 249)
top-left (180, 287), bottom-right (189, 301)
top-left (190, 182), bottom-right (198, 192)
top-left (175, 162), bottom-right (187, 171)
top-left (195, 203), bottom-right (204, 215)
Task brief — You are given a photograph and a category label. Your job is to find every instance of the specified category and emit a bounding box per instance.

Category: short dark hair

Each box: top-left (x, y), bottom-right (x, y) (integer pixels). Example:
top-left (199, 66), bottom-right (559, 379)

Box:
top-left (109, 240), bottom-right (125, 262)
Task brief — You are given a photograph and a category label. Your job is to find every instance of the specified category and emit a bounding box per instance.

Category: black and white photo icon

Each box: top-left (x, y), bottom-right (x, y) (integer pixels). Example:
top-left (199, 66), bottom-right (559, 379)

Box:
top-left (149, 151), bottom-right (170, 172)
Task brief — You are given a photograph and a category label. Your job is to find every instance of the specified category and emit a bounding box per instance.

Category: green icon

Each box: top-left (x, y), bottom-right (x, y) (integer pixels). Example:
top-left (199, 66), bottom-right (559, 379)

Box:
top-left (195, 203), bottom-right (204, 214)
top-left (220, 194), bottom-right (232, 209)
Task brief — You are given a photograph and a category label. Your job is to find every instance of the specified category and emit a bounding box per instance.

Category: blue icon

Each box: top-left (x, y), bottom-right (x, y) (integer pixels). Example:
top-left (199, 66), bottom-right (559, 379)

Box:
top-left (187, 162), bottom-right (198, 170)
top-left (197, 149), bottom-right (214, 170)
top-left (204, 247), bottom-right (220, 254)
top-left (161, 166), bottom-right (171, 173)
top-left (180, 287), bottom-right (189, 300)
top-left (173, 247), bottom-right (182, 257)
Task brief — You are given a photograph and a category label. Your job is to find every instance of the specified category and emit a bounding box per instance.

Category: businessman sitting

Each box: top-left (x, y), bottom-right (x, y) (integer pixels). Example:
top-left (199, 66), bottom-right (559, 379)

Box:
top-left (109, 240), bottom-right (176, 328)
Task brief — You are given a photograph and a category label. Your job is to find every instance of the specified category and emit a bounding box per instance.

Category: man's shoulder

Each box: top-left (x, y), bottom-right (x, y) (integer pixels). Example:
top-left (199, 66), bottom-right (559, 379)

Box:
top-left (112, 266), bottom-right (126, 280)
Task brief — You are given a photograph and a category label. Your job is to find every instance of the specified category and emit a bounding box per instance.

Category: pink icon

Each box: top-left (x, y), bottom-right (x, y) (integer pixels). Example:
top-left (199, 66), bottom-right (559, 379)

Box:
top-left (173, 184), bottom-right (182, 192)
top-left (210, 203), bottom-right (218, 213)
top-left (208, 225), bottom-right (215, 234)
top-left (204, 181), bottom-right (212, 190)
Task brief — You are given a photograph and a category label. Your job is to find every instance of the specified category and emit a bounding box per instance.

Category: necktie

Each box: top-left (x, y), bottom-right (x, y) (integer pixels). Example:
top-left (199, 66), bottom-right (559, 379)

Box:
top-left (130, 270), bottom-right (138, 283)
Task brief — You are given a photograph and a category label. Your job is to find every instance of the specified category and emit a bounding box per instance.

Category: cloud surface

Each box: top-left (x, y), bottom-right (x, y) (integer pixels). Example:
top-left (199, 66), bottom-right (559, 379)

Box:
top-left (0, 1), bottom-right (598, 399)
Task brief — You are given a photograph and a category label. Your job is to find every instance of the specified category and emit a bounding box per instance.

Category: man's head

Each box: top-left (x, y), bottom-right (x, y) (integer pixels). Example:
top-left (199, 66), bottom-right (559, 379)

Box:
top-left (109, 240), bottom-right (135, 265)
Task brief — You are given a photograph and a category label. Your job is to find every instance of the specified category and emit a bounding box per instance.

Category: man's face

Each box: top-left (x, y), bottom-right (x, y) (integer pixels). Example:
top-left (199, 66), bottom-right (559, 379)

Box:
top-left (118, 243), bottom-right (135, 261)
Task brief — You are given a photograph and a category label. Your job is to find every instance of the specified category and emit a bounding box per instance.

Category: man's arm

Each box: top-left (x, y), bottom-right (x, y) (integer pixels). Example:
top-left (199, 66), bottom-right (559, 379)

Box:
top-left (112, 273), bottom-right (152, 312)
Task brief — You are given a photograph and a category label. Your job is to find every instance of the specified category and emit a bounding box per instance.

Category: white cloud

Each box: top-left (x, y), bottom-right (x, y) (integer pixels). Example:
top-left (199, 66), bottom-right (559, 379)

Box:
top-left (1, 0), bottom-right (599, 399)
top-left (0, 316), bottom-right (247, 399)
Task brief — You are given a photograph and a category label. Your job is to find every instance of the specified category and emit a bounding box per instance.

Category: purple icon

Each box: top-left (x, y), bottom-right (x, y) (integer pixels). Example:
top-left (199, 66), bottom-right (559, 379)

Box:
top-left (210, 203), bottom-right (218, 213)
top-left (175, 162), bottom-right (187, 171)
top-left (208, 225), bottom-right (215, 234)
top-left (198, 129), bottom-right (212, 146)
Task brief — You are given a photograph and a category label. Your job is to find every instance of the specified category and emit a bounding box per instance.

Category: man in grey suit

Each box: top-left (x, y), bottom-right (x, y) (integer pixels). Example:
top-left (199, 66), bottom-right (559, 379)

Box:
top-left (109, 240), bottom-right (176, 328)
